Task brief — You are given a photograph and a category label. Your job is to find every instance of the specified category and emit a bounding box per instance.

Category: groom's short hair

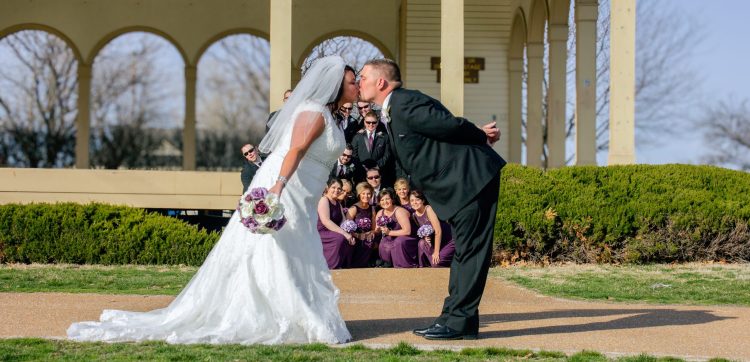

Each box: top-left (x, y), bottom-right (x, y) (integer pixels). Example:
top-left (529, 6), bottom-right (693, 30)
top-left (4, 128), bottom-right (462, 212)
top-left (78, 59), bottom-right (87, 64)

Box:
top-left (364, 59), bottom-right (402, 88)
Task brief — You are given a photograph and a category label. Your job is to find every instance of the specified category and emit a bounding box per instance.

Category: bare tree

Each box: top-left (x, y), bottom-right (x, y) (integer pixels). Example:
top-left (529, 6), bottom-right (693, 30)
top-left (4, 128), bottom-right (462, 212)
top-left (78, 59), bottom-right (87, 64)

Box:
top-left (301, 36), bottom-right (384, 75)
top-left (90, 33), bottom-right (183, 169)
top-left (529, 0), bottom-right (703, 167)
top-left (197, 34), bottom-right (270, 170)
top-left (0, 31), bottom-right (78, 167)
top-left (698, 100), bottom-right (750, 171)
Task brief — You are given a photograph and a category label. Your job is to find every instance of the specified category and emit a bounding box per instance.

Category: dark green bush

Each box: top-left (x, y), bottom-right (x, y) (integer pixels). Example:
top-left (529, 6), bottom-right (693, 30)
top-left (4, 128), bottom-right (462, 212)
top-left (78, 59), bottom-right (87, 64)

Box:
top-left (495, 164), bottom-right (750, 263)
top-left (0, 203), bottom-right (219, 265)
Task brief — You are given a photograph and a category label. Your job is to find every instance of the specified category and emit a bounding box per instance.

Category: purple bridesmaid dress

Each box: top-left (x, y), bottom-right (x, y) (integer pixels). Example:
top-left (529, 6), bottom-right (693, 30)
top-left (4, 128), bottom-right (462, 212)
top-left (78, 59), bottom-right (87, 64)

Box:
top-left (414, 211), bottom-right (456, 267)
top-left (378, 208), bottom-right (419, 268)
top-left (317, 198), bottom-right (353, 269)
top-left (349, 204), bottom-right (376, 268)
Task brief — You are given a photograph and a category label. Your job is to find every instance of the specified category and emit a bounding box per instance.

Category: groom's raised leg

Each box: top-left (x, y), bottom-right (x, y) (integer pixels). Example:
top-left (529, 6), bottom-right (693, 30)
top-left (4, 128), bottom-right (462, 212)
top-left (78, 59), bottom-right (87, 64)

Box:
top-left (440, 174), bottom-right (500, 335)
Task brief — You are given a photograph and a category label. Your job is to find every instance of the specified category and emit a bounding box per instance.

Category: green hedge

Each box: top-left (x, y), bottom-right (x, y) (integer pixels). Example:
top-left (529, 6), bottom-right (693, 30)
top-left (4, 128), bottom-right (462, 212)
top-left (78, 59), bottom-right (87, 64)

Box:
top-left (2, 164), bottom-right (749, 265)
top-left (0, 203), bottom-right (219, 265)
top-left (495, 164), bottom-right (750, 263)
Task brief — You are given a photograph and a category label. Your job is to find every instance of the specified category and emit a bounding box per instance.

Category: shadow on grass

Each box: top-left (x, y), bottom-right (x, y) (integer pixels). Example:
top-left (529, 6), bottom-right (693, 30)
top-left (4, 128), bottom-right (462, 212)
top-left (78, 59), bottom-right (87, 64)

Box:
top-left (347, 308), bottom-right (733, 340)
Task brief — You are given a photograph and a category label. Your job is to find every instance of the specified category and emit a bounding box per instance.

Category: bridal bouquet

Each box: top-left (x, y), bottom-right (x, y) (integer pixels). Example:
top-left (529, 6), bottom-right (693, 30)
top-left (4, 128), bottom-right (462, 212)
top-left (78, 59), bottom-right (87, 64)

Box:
top-left (238, 187), bottom-right (287, 234)
top-left (417, 224), bottom-right (435, 238)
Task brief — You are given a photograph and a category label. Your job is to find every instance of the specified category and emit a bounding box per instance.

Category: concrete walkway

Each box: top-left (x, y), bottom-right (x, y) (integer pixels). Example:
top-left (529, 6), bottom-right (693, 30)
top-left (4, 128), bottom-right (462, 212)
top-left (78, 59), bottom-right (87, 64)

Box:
top-left (1, 268), bottom-right (748, 361)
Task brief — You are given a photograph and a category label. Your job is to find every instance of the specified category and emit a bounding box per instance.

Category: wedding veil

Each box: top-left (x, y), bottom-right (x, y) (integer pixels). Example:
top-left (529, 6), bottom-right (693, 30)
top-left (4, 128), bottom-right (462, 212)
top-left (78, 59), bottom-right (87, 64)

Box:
top-left (258, 56), bottom-right (347, 155)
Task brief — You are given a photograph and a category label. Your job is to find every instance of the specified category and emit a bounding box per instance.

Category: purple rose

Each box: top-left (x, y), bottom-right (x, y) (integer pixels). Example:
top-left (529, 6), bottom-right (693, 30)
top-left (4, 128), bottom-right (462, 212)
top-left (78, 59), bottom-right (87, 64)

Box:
top-left (265, 219), bottom-right (277, 229)
top-left (254, 200), bottom-right (269, 215)
top-left (341, 220), bottom-right (357, 233)
top-left (274, 216), bottom-right (287, 230)
top-left (417, 224), bottom-right (435, 238)
top-left (249, 187), bottom-right (268, 201)
top-left (356, 217), bottom-right (372, 231)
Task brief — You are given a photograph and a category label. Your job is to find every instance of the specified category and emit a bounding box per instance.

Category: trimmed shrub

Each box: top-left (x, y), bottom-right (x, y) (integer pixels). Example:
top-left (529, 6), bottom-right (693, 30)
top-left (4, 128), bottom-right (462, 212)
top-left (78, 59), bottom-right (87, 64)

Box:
top-left (495, 164), bottom-right (750, 263)
top-left (0, 203), bottom-right (219, 265)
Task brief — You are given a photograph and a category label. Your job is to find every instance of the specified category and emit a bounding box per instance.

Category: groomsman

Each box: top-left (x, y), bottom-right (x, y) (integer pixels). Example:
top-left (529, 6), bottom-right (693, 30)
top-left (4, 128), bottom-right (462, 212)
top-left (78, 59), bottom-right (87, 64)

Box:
top-left (351, 111), bottom-right (394, 186)
top-left (240, 143), bottom-right (263, 193)
top-left (358, 58), bottom-right (505, 340)
top-left (329, 144), bottom-right (362, 184)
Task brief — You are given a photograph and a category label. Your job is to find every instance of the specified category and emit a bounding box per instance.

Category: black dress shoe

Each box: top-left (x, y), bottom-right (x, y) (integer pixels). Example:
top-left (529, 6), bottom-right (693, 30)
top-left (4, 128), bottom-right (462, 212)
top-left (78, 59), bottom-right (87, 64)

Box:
top-left (423, 325), bottom-right (478, 340)
top-left (412, 323), bottom-right (442, 336)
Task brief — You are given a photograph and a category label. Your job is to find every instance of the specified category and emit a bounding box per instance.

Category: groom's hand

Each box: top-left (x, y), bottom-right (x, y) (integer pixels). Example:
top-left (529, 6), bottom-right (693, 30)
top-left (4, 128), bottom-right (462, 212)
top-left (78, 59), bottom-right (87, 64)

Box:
top-left (482, 122), bottom-right (500, 145)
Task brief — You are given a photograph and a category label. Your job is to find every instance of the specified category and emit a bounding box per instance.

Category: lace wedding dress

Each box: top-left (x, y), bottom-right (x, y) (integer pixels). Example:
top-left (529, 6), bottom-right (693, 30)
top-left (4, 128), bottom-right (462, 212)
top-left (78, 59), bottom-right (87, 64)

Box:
top-left (68, 101), bottom-right (351, 345)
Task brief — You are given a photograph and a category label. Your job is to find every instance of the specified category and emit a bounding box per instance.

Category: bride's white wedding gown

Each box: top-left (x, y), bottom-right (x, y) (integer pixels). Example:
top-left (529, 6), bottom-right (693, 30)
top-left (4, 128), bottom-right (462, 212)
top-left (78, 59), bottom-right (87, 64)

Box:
top-left (68, 102), bottom-right (351, 345)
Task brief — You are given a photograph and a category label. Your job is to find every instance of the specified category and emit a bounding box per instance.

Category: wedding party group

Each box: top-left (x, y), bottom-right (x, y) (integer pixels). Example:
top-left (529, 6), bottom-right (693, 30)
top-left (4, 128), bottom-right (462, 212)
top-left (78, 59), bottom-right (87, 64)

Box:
top-left (67, 56), bottom-right (506, 345)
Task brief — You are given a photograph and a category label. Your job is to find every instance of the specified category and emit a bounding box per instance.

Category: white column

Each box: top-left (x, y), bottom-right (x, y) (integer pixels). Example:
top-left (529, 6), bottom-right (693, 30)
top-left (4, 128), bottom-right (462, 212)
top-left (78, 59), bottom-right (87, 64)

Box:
top-left (270, 0), bottom-right (292, 112)
top-left (441, 0), bottom-right (464, 116)
top-left (547, 24), bottom-right (569, 168)
top-left (608, 0), bottom-right (636, 165)
top-left (183, 65), bottom-right (197, 170)
top-left (574, 0), bottom-right (598, 165)
top-left (526, 42), bottom-right (544, 167)
top-left (75, 64), bottom-right (91, 169)
top-left (508, 58), bottom-right (523, 164)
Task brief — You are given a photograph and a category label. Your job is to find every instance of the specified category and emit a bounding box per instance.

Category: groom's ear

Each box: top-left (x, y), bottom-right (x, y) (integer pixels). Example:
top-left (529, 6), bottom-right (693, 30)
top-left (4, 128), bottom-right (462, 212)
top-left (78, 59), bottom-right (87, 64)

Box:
top-left (376, 78), bottom-right (387, 91)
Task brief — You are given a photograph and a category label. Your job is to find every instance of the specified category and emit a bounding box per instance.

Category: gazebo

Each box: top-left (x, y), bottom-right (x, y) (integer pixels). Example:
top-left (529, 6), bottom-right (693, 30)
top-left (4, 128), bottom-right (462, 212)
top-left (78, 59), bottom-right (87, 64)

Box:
top-left (0, 0), bottom-right (635, 208)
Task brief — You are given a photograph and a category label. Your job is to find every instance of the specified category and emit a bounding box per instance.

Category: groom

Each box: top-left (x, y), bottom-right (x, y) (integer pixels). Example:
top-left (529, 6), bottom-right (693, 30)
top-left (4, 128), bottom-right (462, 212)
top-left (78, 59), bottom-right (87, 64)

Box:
top-left (358, 59), bottom-right (506, 340)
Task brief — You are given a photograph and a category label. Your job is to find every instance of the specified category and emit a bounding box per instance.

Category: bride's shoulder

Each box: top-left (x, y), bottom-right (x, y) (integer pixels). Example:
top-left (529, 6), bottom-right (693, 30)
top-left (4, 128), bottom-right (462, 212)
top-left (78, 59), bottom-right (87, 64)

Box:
top-left (295, 100), bottom-right (327, 114)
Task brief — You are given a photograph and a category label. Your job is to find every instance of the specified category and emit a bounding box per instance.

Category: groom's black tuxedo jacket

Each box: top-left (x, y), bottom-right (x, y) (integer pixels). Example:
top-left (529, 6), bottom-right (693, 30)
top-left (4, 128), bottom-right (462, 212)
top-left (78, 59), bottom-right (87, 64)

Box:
top-left (386, 87), bottom-right (506, 219)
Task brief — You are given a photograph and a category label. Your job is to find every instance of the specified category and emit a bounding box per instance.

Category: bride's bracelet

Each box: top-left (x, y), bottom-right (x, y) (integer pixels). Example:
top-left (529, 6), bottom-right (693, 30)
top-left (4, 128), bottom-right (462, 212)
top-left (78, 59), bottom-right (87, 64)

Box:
top-left (277, 175), bottom-right (288, 186)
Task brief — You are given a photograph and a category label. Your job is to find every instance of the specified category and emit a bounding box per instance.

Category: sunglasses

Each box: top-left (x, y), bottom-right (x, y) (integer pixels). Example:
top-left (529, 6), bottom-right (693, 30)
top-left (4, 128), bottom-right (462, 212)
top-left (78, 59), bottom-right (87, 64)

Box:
top-left (365, 121), bottom-right (378, 125)
top-left (367, 175), bottom-right (380, 180)
top-left (358, 105), bottom-right (370, 109)
top-left (341, 154), bottom-right (352, 158)
top-left (340, 107), bottom-right (353, 111)
top-left (243, 148), bottom-right (255, 156)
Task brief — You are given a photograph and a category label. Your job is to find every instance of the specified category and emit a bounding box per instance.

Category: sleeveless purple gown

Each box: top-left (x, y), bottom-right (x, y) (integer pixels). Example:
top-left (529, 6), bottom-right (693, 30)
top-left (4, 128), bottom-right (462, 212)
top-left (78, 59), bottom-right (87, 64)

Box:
top-left (378, 207), bottom-right (419, 268)
top-left (317, 198), bottom-right (353, 269)
top-left (414, 210), bottom-right (455, 267)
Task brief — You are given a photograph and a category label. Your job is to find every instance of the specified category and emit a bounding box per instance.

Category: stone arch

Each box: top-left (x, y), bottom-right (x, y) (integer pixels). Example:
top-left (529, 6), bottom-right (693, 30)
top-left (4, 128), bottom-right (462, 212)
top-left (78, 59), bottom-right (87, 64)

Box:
top-left (193, 28), bottom-right (269, 65)
top-left (87, 26), bottom-right (189, 66)
top-left (509, 8), bottom-right (528, 60)
top-left (296, 30), bottom-right (393, 71)
top-left (528, 0), bottom-right (550, 43)
top-left (0, 23), bottom-right (83, 63)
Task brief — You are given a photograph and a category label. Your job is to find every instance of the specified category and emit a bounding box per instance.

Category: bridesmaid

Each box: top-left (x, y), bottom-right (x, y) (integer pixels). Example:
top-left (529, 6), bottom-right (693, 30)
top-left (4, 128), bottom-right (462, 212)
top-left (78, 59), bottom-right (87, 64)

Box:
top-left (394, 178), bottom-right (413, 213)
top-left (317, 178), bottom-right (355, 269)
top-left (376, 188), bottom-right (419, 268)
top-left (346, 182), bottom-right (377, 268)
top-left (410, 190), bottom-right (455, 267)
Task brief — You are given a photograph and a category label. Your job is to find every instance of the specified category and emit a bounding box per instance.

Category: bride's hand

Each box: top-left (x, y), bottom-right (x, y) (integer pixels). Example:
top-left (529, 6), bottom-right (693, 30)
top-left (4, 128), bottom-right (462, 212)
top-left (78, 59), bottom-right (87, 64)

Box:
top-left (268, 181), bottom-right (284, 197)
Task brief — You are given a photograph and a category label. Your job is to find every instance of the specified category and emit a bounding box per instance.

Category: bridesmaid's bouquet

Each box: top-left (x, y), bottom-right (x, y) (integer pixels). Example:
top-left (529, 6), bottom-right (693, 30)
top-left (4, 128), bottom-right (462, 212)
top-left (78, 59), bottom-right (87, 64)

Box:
top-left (417, 224), bottom-right (435, 238)
top-left (356, 217), bottom-right (372, 232)
top-left (376, 215), bottom-right (394, 228)
top-left (341, 220), bottom-right (358, 233)
top-left (238, 187), bottom-right (287, 234)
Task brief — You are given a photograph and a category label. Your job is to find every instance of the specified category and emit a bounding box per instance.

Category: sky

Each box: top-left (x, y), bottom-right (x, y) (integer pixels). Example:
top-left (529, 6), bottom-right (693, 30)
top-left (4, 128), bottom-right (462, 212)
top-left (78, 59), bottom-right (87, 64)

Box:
top-left (636, 0), bottom-right (750, 165)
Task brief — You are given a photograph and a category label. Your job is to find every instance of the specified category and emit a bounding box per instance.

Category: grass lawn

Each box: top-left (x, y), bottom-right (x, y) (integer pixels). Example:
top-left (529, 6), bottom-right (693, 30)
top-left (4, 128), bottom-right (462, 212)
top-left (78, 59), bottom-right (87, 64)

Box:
top-left (0, 338), bottom-right (727, 362)
top-left (493, 263), bottom-right (750, 306)
top-left (1, 263), bottom-right (749, 306)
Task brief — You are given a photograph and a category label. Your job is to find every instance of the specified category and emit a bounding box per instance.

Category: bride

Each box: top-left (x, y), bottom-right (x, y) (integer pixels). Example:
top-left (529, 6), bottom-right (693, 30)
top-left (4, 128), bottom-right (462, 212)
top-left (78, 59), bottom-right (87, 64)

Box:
top-left (67, 56), bottom-right (358, 345)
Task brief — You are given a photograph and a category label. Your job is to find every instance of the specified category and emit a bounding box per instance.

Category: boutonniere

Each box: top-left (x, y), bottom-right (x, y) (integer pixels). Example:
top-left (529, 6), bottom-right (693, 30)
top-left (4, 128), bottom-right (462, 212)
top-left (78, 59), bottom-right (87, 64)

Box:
top-left (376, 132), bottom-right (384, 137)
top-left (382, 106), bottom-right (391, 123)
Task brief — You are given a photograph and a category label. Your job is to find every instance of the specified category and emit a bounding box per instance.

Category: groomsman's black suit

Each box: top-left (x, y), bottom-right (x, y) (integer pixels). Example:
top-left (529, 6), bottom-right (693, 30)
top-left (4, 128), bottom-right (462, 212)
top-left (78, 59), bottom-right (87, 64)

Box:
top-left (351, 129), bottom-right (395, 185)
top-left (385, 87), bottom-right (506, 336)
top-left (241, 159), bottom-right (262, 194)
top-left (329, 159), bottom-right (363, 185)
top-left (341, 116), bottom-right (362, 144)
